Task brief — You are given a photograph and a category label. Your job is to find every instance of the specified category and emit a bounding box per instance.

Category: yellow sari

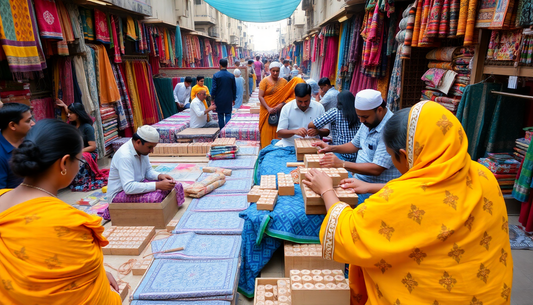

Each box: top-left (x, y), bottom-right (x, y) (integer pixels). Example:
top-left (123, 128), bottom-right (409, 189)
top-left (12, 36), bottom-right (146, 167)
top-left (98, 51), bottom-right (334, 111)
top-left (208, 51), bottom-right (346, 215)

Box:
top-left (320, 101), bottom-right (513, 304)
top-left (0, 190), bottom-right (121, 305)
top-left (259, 77), bottom-right (304, 149)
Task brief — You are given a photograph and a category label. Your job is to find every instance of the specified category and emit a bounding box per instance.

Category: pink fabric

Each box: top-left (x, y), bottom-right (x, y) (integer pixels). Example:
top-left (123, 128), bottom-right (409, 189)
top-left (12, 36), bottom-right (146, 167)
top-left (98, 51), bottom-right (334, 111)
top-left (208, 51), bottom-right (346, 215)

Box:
top-left (61, 57), bottom-right (74, 105)
top-left (111, 15), bottom-right (121, 63)
top-left (34, 0), bottom-right (63, 40)
top-left (112, 181), bottom-right (185, 207)
top-left (320, 37), bottom-right (339, 80)
top-left (94, 9), bottom-right (110, 44)
top-left (31, 98), bottom-right (55, 121)
top-left (350, 60), bottom-right (378, 94)
top-left (253, 61), bottom-right (262, 80)
top-left (83, 152), bottom-right (109, 179)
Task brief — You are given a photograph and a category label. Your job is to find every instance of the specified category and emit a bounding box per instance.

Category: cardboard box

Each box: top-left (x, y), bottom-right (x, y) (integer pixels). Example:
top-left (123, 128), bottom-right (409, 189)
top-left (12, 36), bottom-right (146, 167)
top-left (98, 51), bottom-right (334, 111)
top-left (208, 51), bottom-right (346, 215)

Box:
top-left (256, 190), bottom-right (279, 211)
top-left (290, 269), bottom-right (349, 305)
top-left (109, 189), bottom-right (179, 229)
top-left (254, 277), bottom-right (291, 305)
top-left (304, 154), bottom-right (325, 168)
top-left (283, 242), bottom-right (346, 277)
top-left (101, 226), bottom-right (155, 255)
top-left (301, 184), bottom-right (358, 214)
top-left (247, 186), bottom-right (262, 202)
top-left (295, 139), bottom-right (319, 161)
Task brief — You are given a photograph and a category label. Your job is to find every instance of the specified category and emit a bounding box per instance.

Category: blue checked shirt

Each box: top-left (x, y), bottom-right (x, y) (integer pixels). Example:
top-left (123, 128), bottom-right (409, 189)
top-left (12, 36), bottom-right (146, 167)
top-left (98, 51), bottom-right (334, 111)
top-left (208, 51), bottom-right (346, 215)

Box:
top-left (350, 108), bottom-right (401, 184)
top-left (313, 108), bottom-right (359, 162)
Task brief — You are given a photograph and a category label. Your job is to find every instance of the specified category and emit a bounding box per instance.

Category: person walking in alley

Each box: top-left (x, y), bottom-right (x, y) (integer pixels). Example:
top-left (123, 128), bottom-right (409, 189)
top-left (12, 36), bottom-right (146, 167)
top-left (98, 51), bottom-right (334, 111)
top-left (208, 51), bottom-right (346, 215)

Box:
top-left (254, 56), bottom-right (263, 86)
top-left (212, 58), bottom-right (237, 129)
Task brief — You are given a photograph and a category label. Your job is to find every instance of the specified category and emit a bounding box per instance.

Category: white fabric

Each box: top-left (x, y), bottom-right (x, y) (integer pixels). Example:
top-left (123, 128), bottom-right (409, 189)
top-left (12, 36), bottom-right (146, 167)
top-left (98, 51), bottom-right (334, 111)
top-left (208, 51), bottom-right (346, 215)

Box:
top-left (190, 97), bottom-right (211, 128)
top-left (233, 69), bottom-right (241, 76)
top-left (173, 82), bottom-right (191, 106)
top-left (354, 89), bottom-right (383, 111)
top-left (107, 139), bottom-right (160, 202)
top-left (276, 99), bottom-right (325, 147)
top-left (137, 125), bottom-right (160, 143)
top-left (269, 61), bottom-right (282, 70)
top-left (279, 65), bottom-right (291, 78)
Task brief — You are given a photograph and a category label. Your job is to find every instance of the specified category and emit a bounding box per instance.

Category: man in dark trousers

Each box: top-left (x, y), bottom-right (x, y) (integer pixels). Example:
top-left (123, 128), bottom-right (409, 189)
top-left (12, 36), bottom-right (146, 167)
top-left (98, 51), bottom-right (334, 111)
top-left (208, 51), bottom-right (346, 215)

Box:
top-left (212, 58), bottom-right (237, 129)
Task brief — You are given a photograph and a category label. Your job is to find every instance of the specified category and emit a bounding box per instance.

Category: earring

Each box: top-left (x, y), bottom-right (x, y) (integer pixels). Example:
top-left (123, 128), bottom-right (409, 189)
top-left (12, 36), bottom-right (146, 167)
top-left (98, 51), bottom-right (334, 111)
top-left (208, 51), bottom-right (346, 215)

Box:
top-left (61, 169), bottom-right (67, 176)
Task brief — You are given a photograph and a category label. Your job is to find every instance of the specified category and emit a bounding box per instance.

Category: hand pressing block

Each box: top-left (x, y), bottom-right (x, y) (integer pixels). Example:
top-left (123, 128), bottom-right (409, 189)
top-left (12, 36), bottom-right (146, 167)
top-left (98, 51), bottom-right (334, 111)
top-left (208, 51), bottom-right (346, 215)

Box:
top-left (295, 138), bottom-right (319, 161)
top-left (304, 154), bottom-right (326, 168)
top-left (300, 184), bottom-right (358, 215)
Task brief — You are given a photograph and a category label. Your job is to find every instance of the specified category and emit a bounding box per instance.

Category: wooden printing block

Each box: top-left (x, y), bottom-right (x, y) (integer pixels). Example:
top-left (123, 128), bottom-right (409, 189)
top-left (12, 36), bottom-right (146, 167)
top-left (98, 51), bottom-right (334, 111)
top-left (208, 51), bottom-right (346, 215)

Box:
top-left (290, 275), bottom-right (349, 305)
top-left (304, 154), bottom-right (325, 168)
top-left (277, 173), bottom-right (295, 196)
top-left (187, 143), bottom-right (195, 154)
top-left (110, 226), bottom-right (156, 255)
top-left (132, 257), bottom-right (153, 275)
top-left (256, 190), bottom-right (278, 211)
top-left (295, 139), bottom-right (319, 161)
top-left (254, 278), bottom-right (291, 305)
top-left (166, 219), bottom-right (179, 232)
top-left (247, 186), bottom-right (262, 202)
top-left (300, 184), bottom-right (358, 215)
top-left (118, 282), bottom-right (129, 301)
top-left (283, 242), bottom-right (345, 277)
top-left (299, 168), bottom-right (341, 186)
top-left (260, 175), bottom-right (277, 190)
top-left (337, 168), bottom-right (349, 180)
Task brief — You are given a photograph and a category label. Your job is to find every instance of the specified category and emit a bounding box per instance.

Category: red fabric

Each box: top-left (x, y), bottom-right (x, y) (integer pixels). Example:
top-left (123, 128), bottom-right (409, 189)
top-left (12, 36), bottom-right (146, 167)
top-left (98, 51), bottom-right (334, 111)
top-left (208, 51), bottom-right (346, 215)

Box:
top-left (519, 196), bottom-right (533, 232)
top-left (134, 62), bottom-right (157, 124)
top-left (82, 152), bottom-right (109, 179)
top-left (34, 0), bottom-right (63, 40)
top-left (94, 9), bottom-right (110, 44)
top-left (61, 57), bottom-right (74, 105)
top-left (320, 36), bottom-right (339, 80)
top-left (111, 15), bottom-right (121, 63)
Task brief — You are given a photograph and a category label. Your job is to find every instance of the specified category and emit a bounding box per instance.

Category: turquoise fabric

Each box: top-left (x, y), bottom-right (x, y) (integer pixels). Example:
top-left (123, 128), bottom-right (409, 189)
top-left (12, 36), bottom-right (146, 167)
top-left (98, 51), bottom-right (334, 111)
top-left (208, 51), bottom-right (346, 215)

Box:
top-left (203, 0), bottom-right (301, 22)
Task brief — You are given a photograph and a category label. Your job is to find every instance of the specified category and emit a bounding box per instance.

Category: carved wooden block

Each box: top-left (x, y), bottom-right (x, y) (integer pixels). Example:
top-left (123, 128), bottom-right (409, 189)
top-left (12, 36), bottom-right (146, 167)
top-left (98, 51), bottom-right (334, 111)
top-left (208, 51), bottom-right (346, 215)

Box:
top-left (101, 226), bottom-right (155, 255)
top-left (300, 184), bottom-right (358, 215)
top-left (256, 190), bottom-right (279, 211)
top-left (295, 138), bottom-right (319, 161)
top-left (260, 175), bottom-right (277, 190)
top-left (166, 219), bottom-right (179, 232)
top-left (247, 185), bottom-right (263, 203)
top-left (290, 268), bottom-right (349, 305)
top-left (254, 278), bottom-right (292, 305)
top-left (284, 242), bottom-right (346, 277)
top-left (212, 137), bottom-right (237, 146)
top-left (132, 257), bottom-right (153, 275)
top-left (304, 154), bottom-right (325, 168)
top-left (299, 168), bottom-right (342, 186)
top-left (277, 173), bottom-right (295, 196)
top-left (118, 282), bottom-right (129, 301)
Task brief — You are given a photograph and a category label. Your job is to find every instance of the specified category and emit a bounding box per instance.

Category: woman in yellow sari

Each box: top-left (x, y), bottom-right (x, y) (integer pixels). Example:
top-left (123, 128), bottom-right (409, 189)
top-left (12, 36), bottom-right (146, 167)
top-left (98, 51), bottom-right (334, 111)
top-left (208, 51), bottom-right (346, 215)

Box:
top-left (303, 101), bottom-right (513, 304)
top-left (0, 119), bottom-right (121, 304)
top-left (258, 62), bottom-right (304, 148)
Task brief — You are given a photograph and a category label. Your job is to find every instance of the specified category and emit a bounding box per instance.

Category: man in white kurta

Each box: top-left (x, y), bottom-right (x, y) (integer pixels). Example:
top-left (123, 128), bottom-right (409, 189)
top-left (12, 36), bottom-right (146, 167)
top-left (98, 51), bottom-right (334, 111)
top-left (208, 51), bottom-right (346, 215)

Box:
top-left (189, 89), bottom-right (218, 128)
top-left (173, 77), bottom-right (193, 109)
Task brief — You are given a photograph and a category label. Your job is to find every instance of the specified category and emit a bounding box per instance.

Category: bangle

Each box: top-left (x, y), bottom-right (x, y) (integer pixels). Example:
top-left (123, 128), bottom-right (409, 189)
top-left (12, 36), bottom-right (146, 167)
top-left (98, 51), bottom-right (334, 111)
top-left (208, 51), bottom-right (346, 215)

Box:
top-left (342, 161), bottom-right (346, 168)
top-left (320, 189), bottom-right (335, 197)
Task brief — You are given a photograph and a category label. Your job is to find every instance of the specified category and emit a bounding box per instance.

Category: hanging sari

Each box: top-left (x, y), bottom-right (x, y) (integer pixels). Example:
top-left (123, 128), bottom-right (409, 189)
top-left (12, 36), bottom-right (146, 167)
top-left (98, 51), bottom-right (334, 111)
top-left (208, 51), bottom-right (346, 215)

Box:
top-left (259, 77), bottom-right (304, 149)
top-left (0, 189), bottom-right (121, 304)
top-left (320, 101), bottom-right (512, 304)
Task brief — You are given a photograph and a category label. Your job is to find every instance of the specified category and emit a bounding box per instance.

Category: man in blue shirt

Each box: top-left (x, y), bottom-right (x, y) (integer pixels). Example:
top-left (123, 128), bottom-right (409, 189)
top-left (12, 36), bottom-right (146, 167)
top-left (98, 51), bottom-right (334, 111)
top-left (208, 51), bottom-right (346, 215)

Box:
top-left (212, 58), bottom-right (237, 129)
top-left (314, 89), bottom-right (401, 203)
top-left (0, 103), bottom-right (35, 188)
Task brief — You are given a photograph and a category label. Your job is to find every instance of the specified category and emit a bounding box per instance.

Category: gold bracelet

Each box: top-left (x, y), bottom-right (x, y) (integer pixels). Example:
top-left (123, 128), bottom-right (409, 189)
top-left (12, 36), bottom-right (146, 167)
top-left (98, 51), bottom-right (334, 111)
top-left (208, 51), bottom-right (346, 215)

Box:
top-left (320, 189), bottom-right (335, 196)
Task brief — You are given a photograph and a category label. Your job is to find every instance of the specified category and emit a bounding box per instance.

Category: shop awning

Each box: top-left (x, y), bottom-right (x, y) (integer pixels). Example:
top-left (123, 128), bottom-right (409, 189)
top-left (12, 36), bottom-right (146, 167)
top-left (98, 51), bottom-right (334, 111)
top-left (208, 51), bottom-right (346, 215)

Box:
top-left (203, 0), bottom-right (301, 23)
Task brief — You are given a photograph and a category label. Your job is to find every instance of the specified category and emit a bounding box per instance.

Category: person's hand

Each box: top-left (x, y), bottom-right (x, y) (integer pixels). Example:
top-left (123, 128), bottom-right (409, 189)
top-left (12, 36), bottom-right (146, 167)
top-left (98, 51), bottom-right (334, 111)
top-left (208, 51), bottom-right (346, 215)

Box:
top-left (156, 179), bottom-right (176, 191)
top-left (302, 169), bottom-right (333, 195)
top-left (158, 174), bottom-right (174, 181)
top-left (106, 271), bottom-right (119, 292)
top-left (339, 178), bottom-right (371, 194)
top-left (267, 107), bottom-right (278, 114)
top-left (274, 103), bottom-right (284, 112)
top-left (293, 128), bottom-right (308, 138)
top-left (313, 141), bottom-right (333, 153)
top-left (320, 153), bottom-right (343, 168)
top-left (319, 88), bottom-right (325, 97)
top-left (55, 99), bottom-right (66, 108)
top-left (307, 128), bottom-right (319, 137)
top-left (208, 104), bottom-right (217, 112)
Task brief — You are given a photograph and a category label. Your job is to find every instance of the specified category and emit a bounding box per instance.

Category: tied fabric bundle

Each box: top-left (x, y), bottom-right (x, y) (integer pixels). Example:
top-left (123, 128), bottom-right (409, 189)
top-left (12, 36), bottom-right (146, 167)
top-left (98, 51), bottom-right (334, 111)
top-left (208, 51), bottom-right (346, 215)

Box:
top-left (184, 173), bottom-right (226, 198)
top-left (203, 167), bottom-right (233, 176)
top-left (208, 145), bottom-right (238, 160)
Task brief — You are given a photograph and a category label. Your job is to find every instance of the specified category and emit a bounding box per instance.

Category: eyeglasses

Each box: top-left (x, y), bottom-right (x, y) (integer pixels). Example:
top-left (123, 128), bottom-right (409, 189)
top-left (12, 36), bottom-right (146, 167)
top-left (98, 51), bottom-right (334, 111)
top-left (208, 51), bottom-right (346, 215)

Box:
top-left (72, 156), bottom-right (84, 162)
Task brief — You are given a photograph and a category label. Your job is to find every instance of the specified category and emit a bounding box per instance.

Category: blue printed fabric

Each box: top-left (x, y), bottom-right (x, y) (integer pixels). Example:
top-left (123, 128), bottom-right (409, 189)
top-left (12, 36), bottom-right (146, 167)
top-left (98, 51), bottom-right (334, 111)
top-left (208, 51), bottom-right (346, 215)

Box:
top-left (239, 142), bottom-right (325, 297)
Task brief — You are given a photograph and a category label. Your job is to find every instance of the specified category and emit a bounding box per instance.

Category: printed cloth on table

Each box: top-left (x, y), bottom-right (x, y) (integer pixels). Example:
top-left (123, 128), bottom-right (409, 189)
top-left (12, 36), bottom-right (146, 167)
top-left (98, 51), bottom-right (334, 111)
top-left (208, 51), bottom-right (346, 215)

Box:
top-left (150, 232), bottom-right (242, 259)
top-left (207, 157), bottom-right (257, 170)
top-left (132, 258), bottom-right (239, 300)
top-left (152, 123), bottom-right (189, 143)
top-left (209, 178), bottom-right (253, 194)
top-left (111, 181), bottom-right (185, 205)
top-left (238, 143), bottom-right (325, 297)
top-left (236, 141), bottom-right (260, 147)
top-left (173, 211), bottom-right (245, 235)
top-left (219, 122), bottom-right (260, 141)
top-left (131, 301), bottom-right (230, 305)
top-left (236, 146), bottom-right (260, 156)
top-left (187, 194), bottom-right (249, 212)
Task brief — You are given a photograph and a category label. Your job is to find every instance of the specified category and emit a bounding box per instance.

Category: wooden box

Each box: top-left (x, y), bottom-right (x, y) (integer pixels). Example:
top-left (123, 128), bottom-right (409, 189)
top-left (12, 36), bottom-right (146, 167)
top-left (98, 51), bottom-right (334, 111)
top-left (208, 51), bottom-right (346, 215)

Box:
top-left (304, 154), bottom-right (325, 168)
top-left (118, 282), bottom-right (129, 301)
top-left (290, 269), bottom-right (349, 305)
top-left (256, 190), bottom-right (279, 211)
top-left (247, 185), bottom-right (262, 202)
top-left (166, 219), bottom-right (179, 232)
top-left (132, 257), bottom-right (153, 275)
top-left (277, 173), bottom-right (295, 196)
top-left (301, 184), bottom-right (358, 214)
top-left (254, 277), bottom-right (292, 305)
top-left (260, 175), bottom-right (277, 190)
top-left (295, 139), bottom-right (319, 161)
top-left (284, 242), bottom-right (346, 277)
top-left (109, 189), bottom-right (179, 229)
top-left (299, 168), bottom-right (341, 186)
top-left (101, 226), bottom-right (156, 255)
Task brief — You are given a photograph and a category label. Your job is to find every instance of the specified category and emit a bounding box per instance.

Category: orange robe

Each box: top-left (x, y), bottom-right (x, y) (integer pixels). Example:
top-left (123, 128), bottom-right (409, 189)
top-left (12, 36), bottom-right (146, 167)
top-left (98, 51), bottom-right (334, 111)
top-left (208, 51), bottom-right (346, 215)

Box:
top-left (0, 190), bottom-right (121, 304)
top-left (259, 77), bottom-right (304, 149)
top-left (320, 102), bottom-right (513, 304)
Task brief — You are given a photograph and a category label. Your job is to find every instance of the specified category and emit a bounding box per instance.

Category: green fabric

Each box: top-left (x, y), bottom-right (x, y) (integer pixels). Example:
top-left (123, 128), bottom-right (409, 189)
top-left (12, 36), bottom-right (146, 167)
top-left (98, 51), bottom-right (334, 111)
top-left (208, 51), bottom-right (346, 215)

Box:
top-left (513, 141), bottom-right (533, 202)
top-left (153, 78), bottom-right (177, 118)
top-left (107, 13), bottom-right (113, 47)
top-left (175, 25), bottom-right (183, 67)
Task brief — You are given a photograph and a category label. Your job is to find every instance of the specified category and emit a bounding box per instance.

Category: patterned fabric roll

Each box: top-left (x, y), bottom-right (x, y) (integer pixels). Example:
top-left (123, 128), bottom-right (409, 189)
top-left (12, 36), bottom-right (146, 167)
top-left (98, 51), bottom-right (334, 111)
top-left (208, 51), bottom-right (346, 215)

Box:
top-left (448, 0), bottom-right (460, 37)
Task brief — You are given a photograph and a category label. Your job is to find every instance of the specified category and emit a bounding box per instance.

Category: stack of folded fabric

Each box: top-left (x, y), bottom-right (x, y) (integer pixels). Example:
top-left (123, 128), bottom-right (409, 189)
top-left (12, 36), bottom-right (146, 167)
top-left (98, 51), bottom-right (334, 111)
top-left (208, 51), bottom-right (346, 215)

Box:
top-left (208, 145), bottom-right (238, 160)
top-left (111, 137), bottom-right (130, 153)
top-left (184, 173), bottom-right (226, 198)
top-left (478, 153), bottom-right (521, 194)
top-left (423, 47), bottom-right (474, 114)
top-left (0, 81), bottom-right (31, 105)
top-left (514, 135), bottom-right (531, 163)
top-left (100, 107), bottom-right (118, 156)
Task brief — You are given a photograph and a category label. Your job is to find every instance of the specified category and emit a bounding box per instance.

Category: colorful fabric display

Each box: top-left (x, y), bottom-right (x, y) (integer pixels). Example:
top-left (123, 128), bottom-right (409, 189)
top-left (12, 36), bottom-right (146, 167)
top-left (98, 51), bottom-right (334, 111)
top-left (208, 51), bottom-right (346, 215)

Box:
top-left (34, 0), bottom-right (63, 40)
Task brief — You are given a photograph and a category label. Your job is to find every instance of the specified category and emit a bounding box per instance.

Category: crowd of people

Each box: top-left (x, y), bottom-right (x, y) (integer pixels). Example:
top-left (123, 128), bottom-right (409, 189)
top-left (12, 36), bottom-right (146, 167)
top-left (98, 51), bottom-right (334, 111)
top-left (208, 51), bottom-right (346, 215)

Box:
top-left (0, 52), bottom-right (514, 304)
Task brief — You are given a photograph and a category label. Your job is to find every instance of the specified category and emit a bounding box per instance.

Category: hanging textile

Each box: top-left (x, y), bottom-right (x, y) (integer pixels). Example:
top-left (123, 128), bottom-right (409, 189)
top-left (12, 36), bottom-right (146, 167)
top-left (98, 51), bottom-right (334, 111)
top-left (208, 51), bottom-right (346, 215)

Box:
top-left (73, 56), bottom-right (95, 113)
top-left (94, 9), bottom-right (110, 44)
top-left (154, 77), bottom-right (178, 118)
top-left (31, 98), bottom-right (55, 121)
top-left (175, 26), bottom-right (183, 67)
top-left (0, 0), bottom-right (47, 76)
top-left (121, 62), bottom-right (143, 130)
top-left (320, 24), bottom-right (340, 80)
top-left (34, 0), bottom-right (63, 40)
top-left (93, 44), bottom-right (120, 104)
top-left (80, 8), bottom-right (95, 41)
top-left (126, 16), bottom-right (137, 40)
top-left (111, 15), bottom-right (121, 63)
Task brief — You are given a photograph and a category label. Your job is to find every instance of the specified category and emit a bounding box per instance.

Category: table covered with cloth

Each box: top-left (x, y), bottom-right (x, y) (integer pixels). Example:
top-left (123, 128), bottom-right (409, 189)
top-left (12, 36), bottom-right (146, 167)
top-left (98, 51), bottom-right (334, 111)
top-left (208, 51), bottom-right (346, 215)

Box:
top-left (238, 142), bottom-right (325, 297)
top-left (219, 121), bottom-right (260, 141)
top-left (151, 121), bottom-right (190, 143)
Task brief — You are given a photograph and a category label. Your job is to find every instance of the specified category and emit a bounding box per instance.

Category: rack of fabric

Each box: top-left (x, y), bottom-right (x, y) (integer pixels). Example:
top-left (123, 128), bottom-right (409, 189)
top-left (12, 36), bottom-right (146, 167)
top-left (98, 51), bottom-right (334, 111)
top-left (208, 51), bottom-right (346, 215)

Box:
top-left (100, 106), bottom-right (119, 156)
top-left (0, 81), bottom-right (31, 105)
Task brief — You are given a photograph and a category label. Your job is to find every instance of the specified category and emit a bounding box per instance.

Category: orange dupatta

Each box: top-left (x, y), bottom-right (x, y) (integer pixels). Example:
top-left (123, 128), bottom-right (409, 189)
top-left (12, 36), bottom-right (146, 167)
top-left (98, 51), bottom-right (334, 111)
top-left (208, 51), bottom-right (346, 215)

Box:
top-left (259, 77), bottom-right (304, 149)
top-left (0, 190), bottom-right (121, 305)
top-left (320, 102), bottom-right (512, 304)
